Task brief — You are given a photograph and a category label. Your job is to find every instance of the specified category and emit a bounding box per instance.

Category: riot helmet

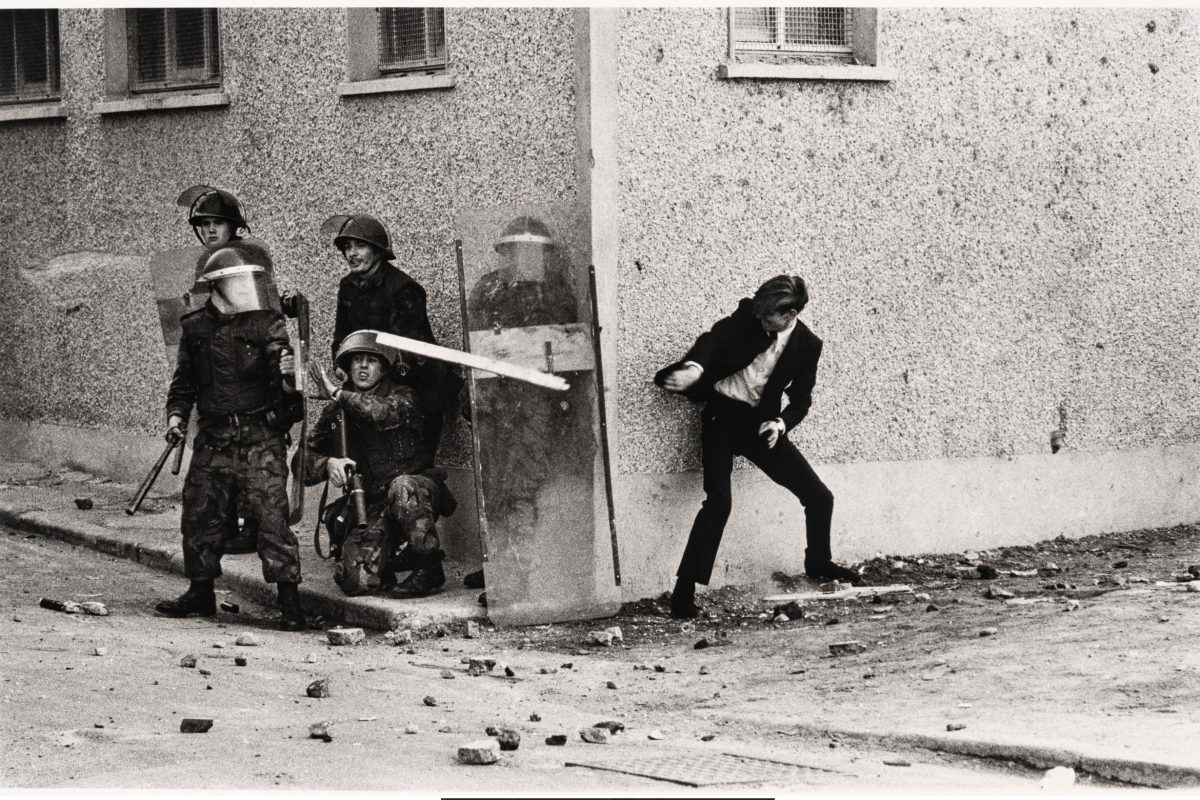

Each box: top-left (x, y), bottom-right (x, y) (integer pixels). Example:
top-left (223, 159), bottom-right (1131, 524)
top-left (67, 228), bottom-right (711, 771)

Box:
top-left (196, 241), bottom-right (281, 315)
top-left (494, 215), bottom-right (557, 279)
top-left (320, 214), bottom-right (395, 261)
top-left (178, 185), bottom-right (249, 244)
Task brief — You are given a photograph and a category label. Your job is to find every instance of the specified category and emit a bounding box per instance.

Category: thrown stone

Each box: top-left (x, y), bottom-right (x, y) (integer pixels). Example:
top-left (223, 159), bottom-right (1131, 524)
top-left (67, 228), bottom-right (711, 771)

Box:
top-left (580, 727), bottom-right (610, 744)
top-left (235, 633), bottom-right (261, 647)
top-left (699, 665), bottom-right (710, 675)
top-left (219, 601), bottom-right (239, 614)
top-left (405, 723), bottom-right (419, 734)
top-left (441, 670), bottom-right (455, 679)
top-left (700, 734), bottom-right (717, 742)
top-left (423, 696), bottom-right (437, 707)
top-left (984, 587), bottom-right (1014, 600)
top-left (605, 681), bottom-right (617, 689)
top-left (829, 641), bottom-right (867, 656)
top-left (529, 712), bottom-right (541, 722)
top-left (384, 629), bottom-right (414, 646)
top-left (605, 626), bottom-right (623, 642)
top-left (884, 759), bottom-right (912, 767)
top-left (458, 740), bottom-right (499, 764)
top-left (39, 598), bottom-right (83, 614)
top-left (93, 647), bottom-right (107, 657)
top-left (1112, 560), bottom-right (1128, 569)
top-left (593, 720), bottom-right (625, 734)
top-left (978, 628), bottom-right (998, 637)
top-left (81, 601), bottom-right (109, 616)
top-left (1038, 564), bottom-right (1061, 576)
top-left (180, 718), bottom-right (213, 733)
top-left (309, 721), bottom-right (333, 742)
top-left (774, 613), bottom-right (790, 623)
top-left (179, 654), bottom-right (198, 668)
top-left (306, 678), bottom-right (331, 698)
top-left (465, 621), bottom-right (480, 639)
top-left (1064, 599), bottom-right (1080, 612)
top-left (326, 628), bottom-right (365, 646)
top-left (74, 497), bottom-right (94, 510)
top-left (495, 728), bottom-right (520, 751)
top-left (235, 656), bottom-right (248, 667)
top-left (946, 723), bottom-right (967, 732)
top-left (504, 666), bottom-right (515, 677)
top-left (468, 660), bottom-right (487, 676)
top-left (589, 630), bottom-right (614, 647)
top-left (199, 668), bottom-right (211, 676)
top-left (647, 729), bottom-right (665, 740)
top-left (694, 638), bottom-right (710, 650)
top-left (545, 734), bottom-right (567, 746)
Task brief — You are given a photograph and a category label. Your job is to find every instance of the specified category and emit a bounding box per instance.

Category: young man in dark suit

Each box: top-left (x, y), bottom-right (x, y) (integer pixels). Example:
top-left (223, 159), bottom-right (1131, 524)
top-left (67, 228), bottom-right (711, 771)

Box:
top-left (655, 274), bottom-right (861, 619)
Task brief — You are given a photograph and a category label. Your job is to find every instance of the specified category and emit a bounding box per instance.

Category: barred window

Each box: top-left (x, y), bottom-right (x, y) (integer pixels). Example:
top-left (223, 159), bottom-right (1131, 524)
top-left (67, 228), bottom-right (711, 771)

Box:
top-left (128, 8), bottom-right (220, 93)
top-left (378, 8), bottom-right (446, 74)
top-left (0, 9), bottom-right (61, 105)
top-left (733, 7), bottom-right (857, 64)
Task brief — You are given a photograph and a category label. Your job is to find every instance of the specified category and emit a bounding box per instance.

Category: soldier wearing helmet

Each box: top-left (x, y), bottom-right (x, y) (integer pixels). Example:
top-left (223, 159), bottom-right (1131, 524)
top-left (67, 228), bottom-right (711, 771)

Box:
top-left (156, 241), bottom-right (308, 631)
top-left (321, 213), bottom-right (462, 453)
top-left (302, 329), bottom-right (455, 597)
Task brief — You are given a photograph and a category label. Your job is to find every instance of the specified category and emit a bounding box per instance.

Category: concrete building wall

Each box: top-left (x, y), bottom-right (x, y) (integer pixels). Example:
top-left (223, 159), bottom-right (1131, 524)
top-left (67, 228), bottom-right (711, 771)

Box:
top-left (610, 8), bottom-right (1200, 593)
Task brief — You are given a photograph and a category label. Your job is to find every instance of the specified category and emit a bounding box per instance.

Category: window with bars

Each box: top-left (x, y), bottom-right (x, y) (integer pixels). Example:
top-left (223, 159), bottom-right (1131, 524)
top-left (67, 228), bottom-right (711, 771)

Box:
top-left (0, 9), bottom-right (61, 105)
top-left (128, 8), bottom-right (220, 93)
top-left (377, 8), bottom-right (446, 73)
top-left (732, 7), bottom-right (869, 65)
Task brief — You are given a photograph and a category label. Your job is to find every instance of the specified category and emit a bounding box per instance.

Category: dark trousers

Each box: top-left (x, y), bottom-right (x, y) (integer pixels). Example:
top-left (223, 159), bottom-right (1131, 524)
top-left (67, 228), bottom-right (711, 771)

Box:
top-left (677, 395), bottom-right (834, 585)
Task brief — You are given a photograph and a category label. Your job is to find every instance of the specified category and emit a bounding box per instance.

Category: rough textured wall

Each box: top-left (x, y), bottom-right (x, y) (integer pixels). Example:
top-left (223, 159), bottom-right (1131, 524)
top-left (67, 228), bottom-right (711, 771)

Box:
top-left (0, 7), bottom-right (579, 466)
top-left (617, 7), bottom-right (1200, 474)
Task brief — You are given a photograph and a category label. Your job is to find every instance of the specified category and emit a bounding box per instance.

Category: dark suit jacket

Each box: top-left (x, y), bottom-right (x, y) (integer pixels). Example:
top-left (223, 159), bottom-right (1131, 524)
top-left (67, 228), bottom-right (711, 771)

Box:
top-left (654, 298), bottom-right (823, 432)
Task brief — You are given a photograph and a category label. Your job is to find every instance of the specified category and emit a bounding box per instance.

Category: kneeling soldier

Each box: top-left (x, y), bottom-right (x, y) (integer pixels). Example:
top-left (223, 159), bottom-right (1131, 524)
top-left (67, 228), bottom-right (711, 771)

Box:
top-left (305, 330), bottom-right (454, 597)
top-left (155, 241), bottom-right (307, 631)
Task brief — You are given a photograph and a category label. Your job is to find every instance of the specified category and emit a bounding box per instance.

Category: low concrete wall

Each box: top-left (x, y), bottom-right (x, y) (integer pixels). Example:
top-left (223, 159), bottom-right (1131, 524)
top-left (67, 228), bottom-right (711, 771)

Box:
top-left (0, 418), bottom-right (482, 563)
top-left (614, 444), bottom-right (1200, 599)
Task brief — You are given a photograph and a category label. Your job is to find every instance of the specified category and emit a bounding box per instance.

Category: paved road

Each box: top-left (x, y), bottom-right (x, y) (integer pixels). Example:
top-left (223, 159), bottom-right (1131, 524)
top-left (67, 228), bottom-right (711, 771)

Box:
top-left (0, 527), bottom-right (1058, 792)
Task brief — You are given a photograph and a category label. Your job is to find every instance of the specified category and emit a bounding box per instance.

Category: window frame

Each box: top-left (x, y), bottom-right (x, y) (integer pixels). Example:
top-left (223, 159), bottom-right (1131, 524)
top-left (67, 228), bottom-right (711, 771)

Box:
top-left (339, 7), bottom-right (455, 97)
top-left (721, 6), bottom-right (895, 83)
top-left (127, 8), bottom-right (221, 95)
top-left (377, 7), bottom-right (447, 75)
top-left (0, 9), bottom-right (62, 106)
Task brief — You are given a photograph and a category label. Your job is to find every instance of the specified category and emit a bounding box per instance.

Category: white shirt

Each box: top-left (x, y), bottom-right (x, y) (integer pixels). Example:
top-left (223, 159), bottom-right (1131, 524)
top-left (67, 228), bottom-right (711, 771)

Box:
top-left (711, 318), bottom-right (796, 408)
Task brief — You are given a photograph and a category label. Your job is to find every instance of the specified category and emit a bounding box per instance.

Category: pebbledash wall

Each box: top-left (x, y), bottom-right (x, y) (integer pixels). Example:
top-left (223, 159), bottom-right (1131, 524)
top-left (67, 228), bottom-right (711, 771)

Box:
top-left (0, 8), bottom-right (1197, 600)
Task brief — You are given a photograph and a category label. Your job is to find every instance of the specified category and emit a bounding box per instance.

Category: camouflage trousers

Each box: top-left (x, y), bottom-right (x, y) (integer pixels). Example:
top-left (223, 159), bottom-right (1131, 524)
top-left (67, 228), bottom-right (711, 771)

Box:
top-left (334, 474), bottom-right (441, 596)
top-left (181, 434), bottom-right (301, 584)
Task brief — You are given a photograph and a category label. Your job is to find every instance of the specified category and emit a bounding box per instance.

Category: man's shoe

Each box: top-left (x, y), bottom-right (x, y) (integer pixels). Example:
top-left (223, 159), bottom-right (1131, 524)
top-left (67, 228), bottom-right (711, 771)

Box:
top-left (224, 518), bottom-right (259, 555)
top-left (805, 560), bottom-right (863, 585)
top-left (463, 569), bottom-right (485, 589)
top-left (155, 581), bottom-right (216, 618)
top-left (278, 582), bottom-right (306, 632)
top-left (391, 553), bottom-right (445, 598)
top-left (670, 578), bottom-right (699, 619)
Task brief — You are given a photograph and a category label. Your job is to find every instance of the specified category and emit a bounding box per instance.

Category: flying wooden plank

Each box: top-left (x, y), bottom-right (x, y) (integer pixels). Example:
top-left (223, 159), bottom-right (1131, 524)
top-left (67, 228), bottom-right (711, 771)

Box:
top-left (373, 331), bottom-right (569, 392)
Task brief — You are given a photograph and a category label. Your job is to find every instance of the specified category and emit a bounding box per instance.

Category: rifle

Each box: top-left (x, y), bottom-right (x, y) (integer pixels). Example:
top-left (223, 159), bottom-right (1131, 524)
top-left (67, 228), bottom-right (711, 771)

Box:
top-left (314, 407), bottom-right (367, 559)
top-left (126, 438), bottom-right (180, 515)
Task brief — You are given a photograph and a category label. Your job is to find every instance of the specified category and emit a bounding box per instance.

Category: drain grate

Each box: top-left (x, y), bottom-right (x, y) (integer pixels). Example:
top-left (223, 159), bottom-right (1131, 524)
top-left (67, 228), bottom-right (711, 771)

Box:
top-left (566, 752), bottom-right (823, 787)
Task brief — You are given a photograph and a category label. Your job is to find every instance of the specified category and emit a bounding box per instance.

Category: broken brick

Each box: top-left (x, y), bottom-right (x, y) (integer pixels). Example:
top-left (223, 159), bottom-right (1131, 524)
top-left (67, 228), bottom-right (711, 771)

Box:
top-left (309, 721), bottom-right (333, 742)
top-left (74, 497), bottom-right (93, 510)
top-left (529, 713), bottom-right (541, 722)
top-left (465, 621), bottom-right (480, 639)
top-left (495, 729), bottom-right (520, 751)
top-left (593, 720), bottom-right (625, 734)
top-left (384, 629), bottom-right (414, 646)
top-left (179, 654), bottom-right (198, 668)
top-left (545, 734), bottom-right (567, 746)
top-left (829, 641), bottom-right (867, 656)
top-left (180, 718), bottom-right (213, 733)
top-left (235, 656), bottom-right (248, 667)
top-left (326, 628), bottom-right (365, 646)
top-left (80, 601), bottom-right (108, 616)
top-left (589, 630), bottom-right (614, 647)
top-left (605, 681), bottom-right (617, 690)
top-left (579, 727), bottom-right (610, 744)
top-left (458, 740), bottom-right (499, 764)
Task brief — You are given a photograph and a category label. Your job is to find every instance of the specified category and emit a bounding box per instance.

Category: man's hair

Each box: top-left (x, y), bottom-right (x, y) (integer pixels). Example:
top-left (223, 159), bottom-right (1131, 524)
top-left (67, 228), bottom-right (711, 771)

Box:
top-left (752, 274), bottom-right (808, 318)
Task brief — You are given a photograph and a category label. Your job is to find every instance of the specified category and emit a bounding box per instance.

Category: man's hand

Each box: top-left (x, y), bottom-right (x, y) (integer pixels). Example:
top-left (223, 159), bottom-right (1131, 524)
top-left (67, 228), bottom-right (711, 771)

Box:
top-left (279, 349), bottom-right (298, 394)
top-left (165, 414), bottom-right (187, 445)
top-left (315, 364), bottom-right (340, 400)
top-left (758, 419), bottom-right (785, 449)
top-left (326, 457), bottom-right (356, 489)
top-left (662, 363), bottom-right (702, 393)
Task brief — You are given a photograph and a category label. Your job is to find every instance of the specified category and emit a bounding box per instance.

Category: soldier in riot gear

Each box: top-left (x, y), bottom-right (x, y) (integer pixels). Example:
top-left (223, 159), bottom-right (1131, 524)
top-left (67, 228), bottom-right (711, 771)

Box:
top-left (321, 213), bottom-right (462, 454)
top-left (155, 240), bottom-right (308, 631)
top-left (303, 329), bottom-right (455, 597)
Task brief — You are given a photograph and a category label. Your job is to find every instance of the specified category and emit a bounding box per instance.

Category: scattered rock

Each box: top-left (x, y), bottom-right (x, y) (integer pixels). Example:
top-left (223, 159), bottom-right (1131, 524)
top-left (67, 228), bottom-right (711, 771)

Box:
top-left (694, 638), bottom-right (710, 650)
top-left (580, 727), bottom-right (610, 744)
top-left (926, 604), bottom-right (940, 612)
top-left (465, 621), bottom-right (480, 639)
top-left (1112, 560), bottom-right (1128, 569)
top-left (235, 656), bottom-right (247, 667)
top-left (468, 660), bottom-right (487, 676)
top-left (829, 641), bottom-right (867, 656)
top-left (605, 626), bottom-right (623, 642)
top-left (976, 564), bottom-right (998, 580)
top-left (309, 721), bottom-right (333, 742)
top-left (1040, 766), bottom-right (1076, 789)
top-left (504, 666), bottom-right (515, 677)
top-left (545, 734), bottom-right (567, 746)
top-left (441, 670), bottom-right (455, 680)
top-left (529, 712), bottom-right (541, 722)
top-left (984, 587), bottom-right (1014, 600)
top-left (589, 630), bottom-right (614, 647)
top-left (212, 643), bottom-right (225, 649)
top-left (495, 729), bottom-right (520, 751)
top-left (384, 629), bottom-right (414, 646)
top-left (979, 628), bottom-right (998, 637)
top-left (700, 734), bottom-right (717, 741)
top-left (79, 601), bottom-right (108, 616)
top-left (1008, 569), bottom-right (1037, 578)
top-left (946, 723), bottom-right (967, 732)
top-left (235, 633), bottom-right (261, 647)
top-left (180, 718), bottom-right (213, 733)
top-left (1064, 599), bottom-right (1080, 612)
top-left (39, 598), bottom-right (83, 614)
top-left (1187, 581), bottom-right (1200, 593)
top-left (404, 723), bottom-right (419, 734)
top-left (199, 668), bottom-right (212, 676)
top-left (647, 729), bottom-right (665, 740)
top-left (605, 681), bottom-right (617, 690)
top-left (699, 665), bottom-right (710, 675)
top-left (914, 593), bottom-right (931, 602)
top-left (1038, 564), bottom-right (1061, 577)
top-left (773, 613), bottom-right (790, 624)
top-left (306, 678), bottom-right (331, 698)
top-left (593, 720), bottom-right (625, 734)
top-left (560, 662), bottom-right (572, 670)
top-left (179, 654), bottom-right (198, 668)
top-left (219, 601), bottom-right (239, 614)
top-left (92, 647), bottom-right (107, 656)
top-left (423, 696), bottom-right (437, 707)
top-left (457, 740), bottom-right (499, 764)
top-left (883, 759), bottom-right (912, 767)
top-left (538, 667), bottom-right (558, 675)
top-left (326, 628), bottom-right (365, 646)
top-left (74, 497), bottom-right (94, 510)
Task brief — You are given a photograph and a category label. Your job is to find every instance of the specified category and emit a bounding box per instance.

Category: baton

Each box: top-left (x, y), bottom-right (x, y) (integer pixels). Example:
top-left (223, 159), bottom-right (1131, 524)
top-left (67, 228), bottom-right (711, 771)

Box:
top-left (170, 435), bottom-right (186, 475)
top-left (126, 439), bottom-right (178, 515)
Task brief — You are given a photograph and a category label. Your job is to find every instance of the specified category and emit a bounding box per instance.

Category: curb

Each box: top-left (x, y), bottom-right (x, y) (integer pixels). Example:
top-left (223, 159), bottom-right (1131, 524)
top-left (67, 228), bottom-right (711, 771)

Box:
top-left (0, 503), bottom-right (485, 633)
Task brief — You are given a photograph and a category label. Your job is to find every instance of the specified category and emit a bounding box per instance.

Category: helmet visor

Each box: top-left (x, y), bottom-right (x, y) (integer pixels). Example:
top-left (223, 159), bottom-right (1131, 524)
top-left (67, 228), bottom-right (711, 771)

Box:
top-left (206, 267), bottom-right (281, 315)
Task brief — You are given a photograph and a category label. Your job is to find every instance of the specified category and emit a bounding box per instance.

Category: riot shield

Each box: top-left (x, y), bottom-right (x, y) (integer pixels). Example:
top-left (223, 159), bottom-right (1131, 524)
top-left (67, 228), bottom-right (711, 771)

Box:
top-left (456, 205), bottom-right (621, 626)
top-left (149, 245), bottom-right (207, 367)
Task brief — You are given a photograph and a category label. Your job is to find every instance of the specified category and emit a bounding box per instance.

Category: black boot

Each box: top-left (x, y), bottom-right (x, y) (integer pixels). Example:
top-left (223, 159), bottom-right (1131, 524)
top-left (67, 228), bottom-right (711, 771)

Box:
top-left (804, 558), bottom-right (863, 586)
top-left (463, 569), bottom-right (485, 589)
top-left (670, 577), bottom-right (699, 619)
top-left (225, 517), bottom-right (259, 555)
top-left (156, 580), bottom-right (216, 618)
top-left (391, 551), bottom-right (445, 598)
top-left (278, 582), bottom-right (306, 631)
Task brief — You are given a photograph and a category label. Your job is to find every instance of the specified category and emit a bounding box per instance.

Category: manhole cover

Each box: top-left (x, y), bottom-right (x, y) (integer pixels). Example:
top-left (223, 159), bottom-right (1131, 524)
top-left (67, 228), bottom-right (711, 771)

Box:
top-left (567, 752), bottom-right (821, 787)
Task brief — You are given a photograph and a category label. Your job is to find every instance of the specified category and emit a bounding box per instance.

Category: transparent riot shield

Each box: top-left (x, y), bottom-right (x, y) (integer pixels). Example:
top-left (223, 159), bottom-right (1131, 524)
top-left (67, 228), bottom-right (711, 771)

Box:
top-left (456, 205), bottom-right (621, 626)
top-left (149, 245), bottom-right (207, 368)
